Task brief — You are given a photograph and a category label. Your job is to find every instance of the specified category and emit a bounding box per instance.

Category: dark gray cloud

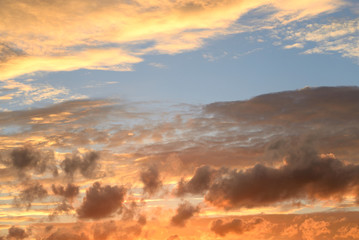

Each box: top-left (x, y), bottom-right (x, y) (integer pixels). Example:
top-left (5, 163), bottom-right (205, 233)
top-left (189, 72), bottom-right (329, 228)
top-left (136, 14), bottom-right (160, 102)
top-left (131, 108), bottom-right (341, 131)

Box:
top-left (7, 226), bottom-right (28, 240)
top-left (203, 147), bottom-right (359, 209)
top-left (175, 165), bottom-right (218, 196)
top-left (0, 146), bottom-right (55, 178)
top-left (140, 165), bottom-right (162, 196)
top-left (51, 183), bottom-right (79, 200)
top-left (13, 183), bottom-right (48, 209)
top-left (77, 182), bottom-right (126, 219)
top-left (170, 202), bottom-right (200, 227)
top-left (60, 151), bottom-right (100, 179)
top-left (211, 218), bottom-right (263, 236)
top-left (174, 145), bottom-right (359, 209)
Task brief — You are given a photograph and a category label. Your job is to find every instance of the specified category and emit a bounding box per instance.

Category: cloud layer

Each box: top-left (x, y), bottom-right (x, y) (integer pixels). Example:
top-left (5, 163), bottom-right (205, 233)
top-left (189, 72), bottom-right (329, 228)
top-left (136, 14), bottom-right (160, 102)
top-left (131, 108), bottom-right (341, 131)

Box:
top-left (0, 87), bottom-right (359, 238)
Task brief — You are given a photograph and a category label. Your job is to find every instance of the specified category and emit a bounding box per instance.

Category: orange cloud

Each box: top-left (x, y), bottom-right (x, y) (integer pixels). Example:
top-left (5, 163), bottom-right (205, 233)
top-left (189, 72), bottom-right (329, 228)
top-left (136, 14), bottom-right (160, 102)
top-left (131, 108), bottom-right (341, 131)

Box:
top-left (0, 0), bottom-right (345, 79)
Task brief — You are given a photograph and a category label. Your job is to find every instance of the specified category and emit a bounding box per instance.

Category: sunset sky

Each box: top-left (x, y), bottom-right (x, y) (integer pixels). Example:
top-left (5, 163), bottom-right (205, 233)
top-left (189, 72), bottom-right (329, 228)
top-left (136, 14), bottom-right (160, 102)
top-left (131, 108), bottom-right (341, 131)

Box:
top-left (1, 0), bottom-right (359, 239)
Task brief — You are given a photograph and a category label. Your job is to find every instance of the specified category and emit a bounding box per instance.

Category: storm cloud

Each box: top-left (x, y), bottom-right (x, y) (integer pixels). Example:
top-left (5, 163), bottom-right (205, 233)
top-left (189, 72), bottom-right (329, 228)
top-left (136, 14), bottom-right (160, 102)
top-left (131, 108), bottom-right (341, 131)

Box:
top-left (77, 182), bottom-right (126, 219)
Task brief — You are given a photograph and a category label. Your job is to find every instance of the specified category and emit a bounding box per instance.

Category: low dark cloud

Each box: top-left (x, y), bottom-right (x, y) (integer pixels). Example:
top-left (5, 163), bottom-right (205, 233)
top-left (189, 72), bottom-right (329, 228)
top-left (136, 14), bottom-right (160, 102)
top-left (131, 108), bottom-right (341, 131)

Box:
top-left (211, 218), bottom-right (263, 236)
top-left (175, 165), bottom-right (218, 196)
top-left (52, 183), bottom-right (79, 200)
top-left (140, 165), bottom-right (162, 196)
top-left (170, 202), bottom-right (200, 227)
top-left (0, 146), bottom-right (55, 178)
top-left (49, 201), bottom-right (74, 221)
top-left (7, 226), bottom-right (28, 240)
top-left (77, 182), bottom-right (126, 219)
top-left (203, 147), bottom-right (359, 209)
top-left (14, 183), bottom-right (48, 208)
top-left (60, 151), bottom-right (100, 179)
top-left (175, 146), bottom-right (359, 209)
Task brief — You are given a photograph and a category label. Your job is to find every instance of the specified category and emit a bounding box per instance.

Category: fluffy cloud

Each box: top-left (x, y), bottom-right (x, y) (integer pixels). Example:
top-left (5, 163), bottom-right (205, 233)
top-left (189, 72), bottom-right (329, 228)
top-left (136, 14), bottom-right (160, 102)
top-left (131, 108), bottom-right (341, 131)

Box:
top-left (77, 182), bottom-right (127, 219)
top-left (52, 183), bottom-right (79, 200)
top-left (175, 147), bottom-right (359, 209)
top-left (7, 226), bottom-right (28, 240)
top-left (13, 183), bottom-right (48, 209)
top-left (60, 151), bottom-right (101, 179)
top-left (140, 165), bottom-right (162, 196)
top-left (170, 202), bottom-right (200, 227)
top-left (0, 146), bottom-right (54, 178)
top-left (175, 165), bottom-right (217, 196)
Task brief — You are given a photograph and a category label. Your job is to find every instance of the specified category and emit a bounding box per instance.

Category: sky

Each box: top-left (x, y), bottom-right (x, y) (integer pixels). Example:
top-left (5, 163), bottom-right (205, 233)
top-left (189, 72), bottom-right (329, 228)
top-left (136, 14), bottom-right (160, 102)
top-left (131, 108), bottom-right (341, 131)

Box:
top-left (0, 0), bottom-right (359, 239)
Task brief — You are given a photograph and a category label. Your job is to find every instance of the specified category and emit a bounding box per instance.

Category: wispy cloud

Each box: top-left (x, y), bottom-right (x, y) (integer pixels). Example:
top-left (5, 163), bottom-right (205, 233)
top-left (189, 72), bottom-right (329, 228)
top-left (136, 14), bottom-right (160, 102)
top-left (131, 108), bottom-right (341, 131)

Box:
top-left (277, 17), bottom-right (359, 62)
top-left (0, 0), bottom-right (346, 79)
top-left (0, 79), bottom-right (86, 107)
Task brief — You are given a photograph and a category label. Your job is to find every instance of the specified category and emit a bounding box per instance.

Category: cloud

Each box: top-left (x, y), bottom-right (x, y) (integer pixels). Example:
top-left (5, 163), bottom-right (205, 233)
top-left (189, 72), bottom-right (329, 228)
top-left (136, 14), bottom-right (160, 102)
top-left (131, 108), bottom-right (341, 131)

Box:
top-left (13, 183), bottom-right (48, 209)
top-left (7, 226), bottom-right (28, 240)
top-left (299, 218), bottom-right (330, 240)
top-left (52, 184), bottom-right (79, 200)
top-left (140, 165), bottom-right (162, 196)
top-left (204, 86), bottom-right (359, 126)
top-left (204, 147), bottom-right (359, 209)
top-left (0, 0), bottom-right (345, 79)
top-left (77, 182), bottom-right (126, 219)
top-left (0, 48), bottom-right (142, 80)
top-left (0, 146), bottom-right (55, 178)
top-left (174, 145), bottom-right (359, 209)
top-left (335, 225), bottom-right (359, 239)
top-left (92, 220), bottom-right (144, 240)
top-left (170, 201), bottom-right (200, 227)
top-left (60, 151), bottom-right (101, 179)
top-left (277, 17), bottom-right (359, 63)
top-left (211, 218), bottom-right (263, 236)
top-left (0, 79), bottom-right (85, 107)
top-left (48, 201), bottom-right (74, 220)
top-left (175, 165), bottom-right (217, 196)
top-left (167, 235), bottom-right (180, 240)
top-left (45, 230), bottom-right (89, 240)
